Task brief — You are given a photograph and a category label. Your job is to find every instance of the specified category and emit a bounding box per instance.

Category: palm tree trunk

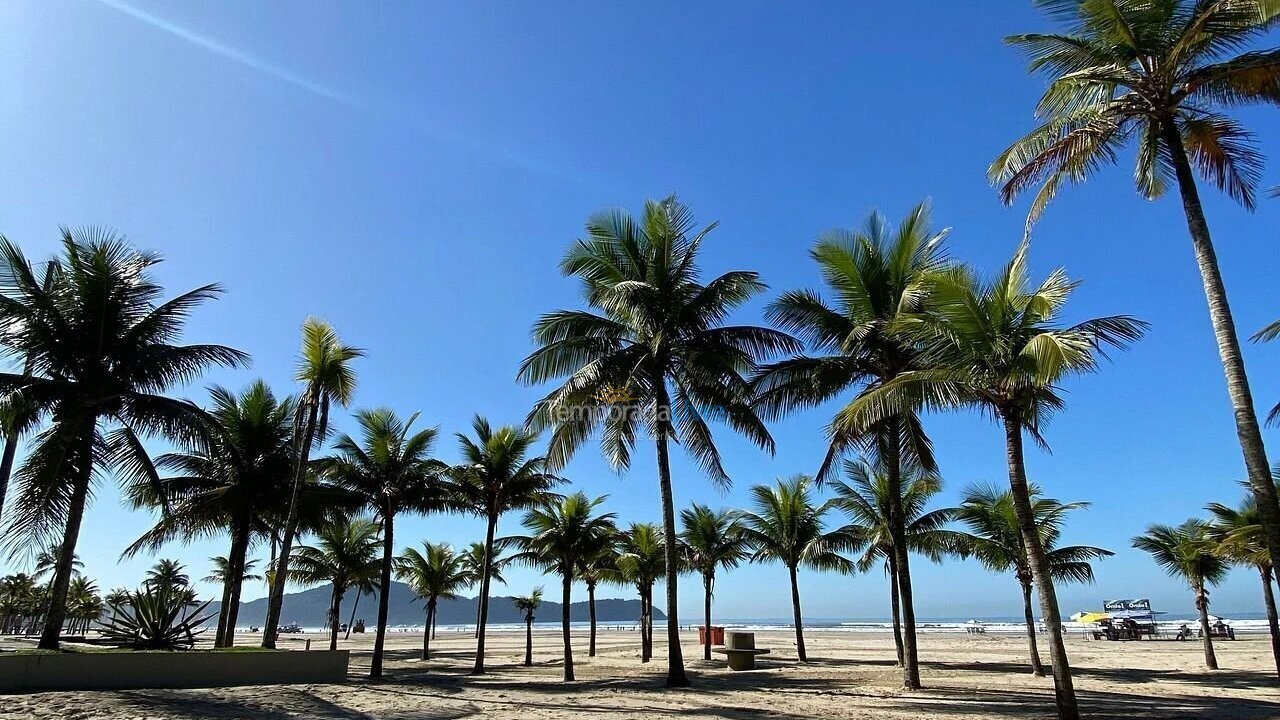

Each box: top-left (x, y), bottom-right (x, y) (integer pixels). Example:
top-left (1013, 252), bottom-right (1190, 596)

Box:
top-left (0, 353), bottom-right (36, 525)
top-left (215, 567), bottom-right (234, 648)
top-left (262, 401), bottom-right (319, 649)
top-left (1259, 566), bottom-right (1279, 679)
top-left (1161, 119), bottom-right (1280, 575)
top-left (424, 599), bottom-right (435, 660)
top-left (789, 564), bottom-right (807, 662)
top-left (1020, 577), bottom-right (1045, 676)
top-left (471, 511), bottom-right (498, 674)
top-left (884, 423), bottom-right (922, 688)
top-left (345, 590), bottom-right (361, 640)
top-left (561, 572), bottom-right (574, 681)
top-left (641, 586), bottom-right (652, 662)
top-left (1003, 413), bottom-right (1078, 720)
top-left (371, 514), bottom-right (394, 678)
top-left (524, 611), bottom-right (533, 666)
top-left (650, 379), bottom-right (689, 686)
top-left (703, 573), bottom-right (714, 661)
top-left (329, 583), bottom-right (343, 651)
top-left (38, 432), bottom-right (94, 650)
top-left (888, 555), bottom-right (904, 667)
top-left (224, 524), bottom-right (251, 648)
top-left (1195, 582), bottom-right (1218, 670)
top-left (588, 581), bottom-right (598, 657)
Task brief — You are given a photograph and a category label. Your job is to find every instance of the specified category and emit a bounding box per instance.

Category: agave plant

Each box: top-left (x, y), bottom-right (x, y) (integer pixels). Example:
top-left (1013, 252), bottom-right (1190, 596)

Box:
top-left (97, 584), bottom-right (214, 650)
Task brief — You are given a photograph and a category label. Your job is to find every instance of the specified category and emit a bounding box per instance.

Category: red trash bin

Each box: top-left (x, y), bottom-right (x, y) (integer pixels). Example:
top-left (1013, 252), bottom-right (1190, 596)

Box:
top-left (699, 625), bottom-right (726, 645)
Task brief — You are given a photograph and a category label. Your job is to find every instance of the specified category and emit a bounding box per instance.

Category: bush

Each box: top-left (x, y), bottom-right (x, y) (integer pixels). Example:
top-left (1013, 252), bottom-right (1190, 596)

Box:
top-left (95, 585), bottom-right (214, 650)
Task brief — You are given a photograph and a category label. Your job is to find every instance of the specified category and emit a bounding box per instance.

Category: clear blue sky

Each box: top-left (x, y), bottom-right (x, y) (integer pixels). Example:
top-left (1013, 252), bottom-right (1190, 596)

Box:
top-left (1, 0), bottom-right (1278, 621)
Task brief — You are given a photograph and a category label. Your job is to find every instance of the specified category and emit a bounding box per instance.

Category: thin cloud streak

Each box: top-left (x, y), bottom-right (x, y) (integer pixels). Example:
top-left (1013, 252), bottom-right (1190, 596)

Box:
top-left (90, 0), bottom-right (597, 186)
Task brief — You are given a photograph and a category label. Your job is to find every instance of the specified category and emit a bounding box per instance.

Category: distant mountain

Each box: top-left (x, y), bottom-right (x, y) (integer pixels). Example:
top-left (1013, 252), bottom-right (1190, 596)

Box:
top-left (208, 581), bottom-right (662, 628)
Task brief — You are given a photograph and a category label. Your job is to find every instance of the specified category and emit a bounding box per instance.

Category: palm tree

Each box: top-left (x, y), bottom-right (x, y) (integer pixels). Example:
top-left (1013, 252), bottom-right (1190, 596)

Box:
top-left (396, 542), bottom-right (473, 660)
top-left (344, 576), bottom-right (378, 640)
top-left (451, 416), bottom-right (560, 673)
top-left (510, 492), bottom-right (617, 681)
top-left (613, 522), bottom-right (665, 663)
top-left (65, 575), bottom-right (100, 634)
top-left (740, 476), bottom-right (855, 662)
top-left (0, 258), bottom-right (58, 524)
top-left (578, 526), bottom-right (619, 658)
top-left (513, 587), bottom-right (544, 666)
top-left (752, 202), bottom-right (948, 688)
top-left (1134, 520), bottom-right (1228, 669)
top-left (994, 1), bottom-right (1280, 615)
top-left (146, 559), bottom-right (190, 591)
top-left (290, 516), bottom-right (381, 651)
top-left (838, 244), bottom-right (1143, 718)
top-left (124, 381), bottom-right (303, 647)
top-left (103, 587), bottom-right (130, 622)
top-left (518, 196), bottom-right (799, 686)
top-left (204, 556), bottom-right (263, 586)
top-left (954, 484), bottom-right (1111, 676)
top-left (33, 544), bottom-right (81, 584)
top-left (829, 458), bottom-right (965, 667)
top-left (679, 504), bottom-right (750, 661)
top-left (320, 408), bottom-right (449, 677)
top-left (462, 541), bottom-right (510, 639)
top-left (1207, 492), bottom-right (1280, 678)
top-left (261, 318), bottom-right (362, 649)
top-left (0, 231), bottom-right (247, 649)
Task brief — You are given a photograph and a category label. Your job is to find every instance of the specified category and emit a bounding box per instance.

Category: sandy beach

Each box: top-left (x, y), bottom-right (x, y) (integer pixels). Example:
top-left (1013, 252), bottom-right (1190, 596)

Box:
top-left (3, 628), bottom-right (1278, 719)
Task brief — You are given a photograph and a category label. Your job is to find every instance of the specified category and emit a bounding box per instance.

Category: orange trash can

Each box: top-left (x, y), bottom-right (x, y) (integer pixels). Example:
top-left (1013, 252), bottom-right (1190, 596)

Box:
top-left (698, 625), bottom-right (726, 645)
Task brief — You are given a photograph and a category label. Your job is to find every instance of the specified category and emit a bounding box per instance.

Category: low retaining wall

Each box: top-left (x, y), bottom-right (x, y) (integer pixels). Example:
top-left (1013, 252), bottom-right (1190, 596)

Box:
top-left (0, 649), bottom-right (349, 692)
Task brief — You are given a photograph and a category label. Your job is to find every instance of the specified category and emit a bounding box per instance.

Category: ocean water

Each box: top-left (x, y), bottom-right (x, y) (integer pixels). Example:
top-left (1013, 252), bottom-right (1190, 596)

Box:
top-left (253, 612), bottom-right (1275, 636)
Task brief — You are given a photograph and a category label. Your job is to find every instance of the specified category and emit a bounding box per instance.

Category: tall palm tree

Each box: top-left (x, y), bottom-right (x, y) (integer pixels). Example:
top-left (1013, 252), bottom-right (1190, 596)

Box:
top-left (513, 587), bottom-right (544, 667)
top-left (1207, 491), bottom-right (1280, 678)
top-left (65, 575), bottom-right (101, 635)
top-left (954, 484), bottom-right (1111, 676)
top-left (262, 318), bottom-right (362, 649)
top-left (829, 458), bottom-right (965, 667)
top-left (994, 1), bottom-right (1280, 611)
top-left (838, 244), bottom-right (1143, 719)
top-left (396, 542), bottom-right (473, 660)
top-left (740, 476), bottom-right (855, 662)
top-left (145, 559), bottom-right (190, 591)
top-left (509, 492), bottom-right (617, 682)
top-left (0, 258), bottom-right (59, 525)
top-left (613, 522), bottom-right (665, 663)
top-left (32, 544), bottom-right (81, 584)
top-left (1134, 520), bottom-right (1228, 669)
top-left (519, 196), bottom-right (799, 686)
top-left (451, 416), bottom-right (560, 673)
top-left (344, 576), bottom-right (378, 640)
top-left (578, 525), bottom-right (619, 658)
top-left (290, 516), bottom-right (381, 651)
top-left (204, 556), bottom-right (263, 586)
top-left (123, 381), bottom-right (304, 647)
top-left (0, 231), bottom-right (247, 650)
top-left (320, 407), bottom-right (449, 677)
top-left (753, 202), bottom-right (948, 688)
top-left (679, 504), bottom-right (751, 661)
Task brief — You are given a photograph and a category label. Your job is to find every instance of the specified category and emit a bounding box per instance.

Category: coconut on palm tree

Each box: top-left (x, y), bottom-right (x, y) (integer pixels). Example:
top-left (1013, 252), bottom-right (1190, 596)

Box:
top-left (320, 407), bottom-right (450, 677)
top-left (954, 484), bottom-right (1111, 676)
top-left (512, 587), bottom-right (544, 666)
top-left (1133, 520), bottom-right (1228, 669)
top-left (740, 475), bottom-right (855, 662)
top-left (753, 202), bottom-right (949, 687)
top-left (679, 504), bottom-right (750, 661)
top-left (396, 542), bottom-right (473, 660)
top-left (451, 416), bottom-right (560, 673)
top-left (290, 516), bottom-right (381, 651)
top-left (613, 522), bottom-right (665, 663)
top-left (829, 458), bottom-right (965, 667)
top-left (519, 196), bottom-right (798, 686)
top-left (261, 318), bottom-right (362, 650)
top-left (0, 231), bottom-right (247, 649)
top-left (837, 244), bottom-right (1143, 718)
top-left (509, 492), bottom-right (617, 681)
top-left (994, 4), bottom-right (1280, 640)
top-left (1207, 491), bottom-right (1280, 677)
top-left (124, 381), bottom-right (309, 647)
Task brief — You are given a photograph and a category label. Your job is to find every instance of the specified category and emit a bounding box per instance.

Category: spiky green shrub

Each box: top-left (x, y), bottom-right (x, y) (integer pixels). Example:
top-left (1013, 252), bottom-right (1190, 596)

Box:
top-left (96, 585), bottom-right (214, 650)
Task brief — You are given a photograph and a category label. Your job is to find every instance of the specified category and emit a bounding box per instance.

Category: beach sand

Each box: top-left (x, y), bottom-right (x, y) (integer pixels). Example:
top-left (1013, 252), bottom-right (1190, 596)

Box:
top-left (3, 628), bottom-right (1278, 719)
